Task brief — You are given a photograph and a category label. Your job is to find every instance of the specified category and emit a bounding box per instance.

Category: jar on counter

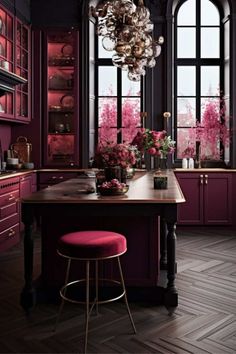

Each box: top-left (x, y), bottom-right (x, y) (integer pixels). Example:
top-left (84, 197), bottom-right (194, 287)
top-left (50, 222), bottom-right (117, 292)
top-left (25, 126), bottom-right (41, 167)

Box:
top-left (182, 158), bottom-right (188, 169)
top-left (189, 158), bottom-right (194, 169)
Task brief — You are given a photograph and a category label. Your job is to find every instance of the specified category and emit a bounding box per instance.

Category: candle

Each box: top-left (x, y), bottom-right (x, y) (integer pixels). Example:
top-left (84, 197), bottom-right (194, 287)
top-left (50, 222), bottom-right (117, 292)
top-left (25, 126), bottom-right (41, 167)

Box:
top-left (140, 112), bottom-right (147, 128)
top-left (163, 111), bottom-right (171, 131)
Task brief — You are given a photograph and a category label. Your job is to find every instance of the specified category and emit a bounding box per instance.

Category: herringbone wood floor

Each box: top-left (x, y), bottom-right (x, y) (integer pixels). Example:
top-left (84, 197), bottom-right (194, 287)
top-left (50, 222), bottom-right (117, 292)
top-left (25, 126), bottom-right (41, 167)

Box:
top-left (0, 227), bottom-right (236, 353)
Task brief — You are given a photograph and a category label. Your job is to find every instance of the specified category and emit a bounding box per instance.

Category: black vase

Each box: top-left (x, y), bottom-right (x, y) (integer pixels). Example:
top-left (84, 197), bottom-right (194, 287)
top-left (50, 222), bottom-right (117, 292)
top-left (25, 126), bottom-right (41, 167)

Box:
top-left (104, 166), bottom-right (127, 183)
top-left (158, 157), bottom-right (167, 170)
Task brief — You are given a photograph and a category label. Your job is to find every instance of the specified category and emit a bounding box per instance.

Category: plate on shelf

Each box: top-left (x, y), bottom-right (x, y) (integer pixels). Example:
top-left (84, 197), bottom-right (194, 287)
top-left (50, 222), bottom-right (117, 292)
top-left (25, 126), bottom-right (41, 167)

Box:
top-left (0, 16), bottom-right (5, 36)
top-left (60, 94), bottom-right (74, 109)
top-left (61, 44), bottom-right (73, 57)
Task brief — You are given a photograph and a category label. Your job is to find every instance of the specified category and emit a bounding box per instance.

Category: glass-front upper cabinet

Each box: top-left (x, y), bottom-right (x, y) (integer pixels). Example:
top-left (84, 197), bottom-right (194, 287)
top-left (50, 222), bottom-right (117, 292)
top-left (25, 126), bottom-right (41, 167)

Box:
top-left (44, 29), bottom-right (79, 167)
top-left (15, 19), bottom-right (31, 122)
top-left (0, 6), bottom-right (14, 118)
top-left (0, 4), bottom-right (30, 122)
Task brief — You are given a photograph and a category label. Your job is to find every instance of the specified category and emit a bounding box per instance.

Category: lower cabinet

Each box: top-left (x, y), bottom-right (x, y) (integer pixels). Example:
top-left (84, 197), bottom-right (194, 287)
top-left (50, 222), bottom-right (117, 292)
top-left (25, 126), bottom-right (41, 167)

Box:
top-left (19, 173), bottom-right (37, 230)
top-left (0, 172), bottom-right (37, 252)
top-left (175, 172), bottom-right (232, 225)
top-left (0, 177), bottom-right (20, 252)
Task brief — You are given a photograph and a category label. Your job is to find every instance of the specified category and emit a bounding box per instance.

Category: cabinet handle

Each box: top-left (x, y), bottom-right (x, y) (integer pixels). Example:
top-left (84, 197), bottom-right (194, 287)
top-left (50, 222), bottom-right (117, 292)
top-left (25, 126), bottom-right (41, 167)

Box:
top-left (59, 176), bottom-right (64, 180)
top-left (8, 194), bottom-right (15, 201)
top-left (51, 176), bottom-right (57, 180)
top-left (8, 229), bottom-right (15, 238)
top-left (200, 174), bottom-right (204, 184)
top-left (205, 175), bottom-right (208, 185)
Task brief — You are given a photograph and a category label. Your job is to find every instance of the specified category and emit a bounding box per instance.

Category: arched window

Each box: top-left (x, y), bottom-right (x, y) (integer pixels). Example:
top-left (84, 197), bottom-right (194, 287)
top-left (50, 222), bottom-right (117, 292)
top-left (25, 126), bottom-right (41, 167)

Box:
top-left (174, 0), bottom-right (225, 161)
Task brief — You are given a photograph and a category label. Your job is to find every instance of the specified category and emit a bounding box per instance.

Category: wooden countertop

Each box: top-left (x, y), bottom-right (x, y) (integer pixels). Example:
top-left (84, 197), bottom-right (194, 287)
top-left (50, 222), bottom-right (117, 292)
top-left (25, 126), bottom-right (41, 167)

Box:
top-left (0, 169), bottom-right (37, 180)
top-left (22, 170), bottom-right (186, 205)
top-left (175, 168), bottom-right (236, 172)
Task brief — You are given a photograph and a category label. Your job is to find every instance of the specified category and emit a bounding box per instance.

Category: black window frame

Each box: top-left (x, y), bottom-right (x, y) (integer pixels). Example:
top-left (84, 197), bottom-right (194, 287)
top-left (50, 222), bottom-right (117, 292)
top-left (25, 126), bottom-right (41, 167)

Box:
top-left (174, 0), bottom-right (224, 161)
top-left (94, 36), bottom-right (144, 145)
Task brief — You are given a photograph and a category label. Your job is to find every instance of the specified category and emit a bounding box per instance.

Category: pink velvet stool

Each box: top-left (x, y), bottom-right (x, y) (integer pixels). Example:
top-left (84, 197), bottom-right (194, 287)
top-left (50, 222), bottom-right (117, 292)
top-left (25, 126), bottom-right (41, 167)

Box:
top-left (54, 230), bottom-right (136, 353)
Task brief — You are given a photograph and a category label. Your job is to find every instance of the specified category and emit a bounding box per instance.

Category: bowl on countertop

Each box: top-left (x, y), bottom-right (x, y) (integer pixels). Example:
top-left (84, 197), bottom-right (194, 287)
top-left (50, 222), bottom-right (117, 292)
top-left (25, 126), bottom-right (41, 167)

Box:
top-left (23, 162), bottom-right (34, 169)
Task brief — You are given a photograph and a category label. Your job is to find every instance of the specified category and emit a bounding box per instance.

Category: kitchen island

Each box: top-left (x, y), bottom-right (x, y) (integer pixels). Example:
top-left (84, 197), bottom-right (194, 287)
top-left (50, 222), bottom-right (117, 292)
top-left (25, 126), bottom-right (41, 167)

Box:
top-left (20, 170), bottom-right (185, 312)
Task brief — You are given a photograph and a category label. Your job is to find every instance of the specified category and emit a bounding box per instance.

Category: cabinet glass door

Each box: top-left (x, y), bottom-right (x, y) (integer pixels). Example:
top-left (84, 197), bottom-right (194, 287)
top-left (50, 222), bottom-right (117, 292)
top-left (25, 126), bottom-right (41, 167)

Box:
top-left (15, 20), bottom-right (31, 121)
top-left (0, 6), bottom-right (14, 118)
top-left (45, 30), bottom-right (78, 166)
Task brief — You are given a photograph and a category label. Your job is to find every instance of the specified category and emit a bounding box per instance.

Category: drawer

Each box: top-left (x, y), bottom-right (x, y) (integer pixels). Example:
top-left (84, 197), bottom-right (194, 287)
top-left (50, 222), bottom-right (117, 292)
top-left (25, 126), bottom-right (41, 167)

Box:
top-left (0, 177), bottom-right (19, 195)
top-left (0, 223), bottom-right (20, 252)
top-left (0, 213), bottom-right (19, 232)
top-left (31, 172), bottom-right (37, 186)
top-left (0, 202), bottom-right (18, 219)
top-left (38, 172), bottom-right (77, 185)
top-left (0, 190), bottom-right (19, 207)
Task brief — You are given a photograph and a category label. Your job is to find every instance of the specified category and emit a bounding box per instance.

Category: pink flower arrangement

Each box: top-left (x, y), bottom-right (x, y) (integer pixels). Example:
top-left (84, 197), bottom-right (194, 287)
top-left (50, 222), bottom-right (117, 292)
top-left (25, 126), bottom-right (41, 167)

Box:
top-left (100, 179), bottom-right (126, 190)
top-left (95, 142), bottom-right (139, 168)
top-left (131, 128), bottom-right (175, 157)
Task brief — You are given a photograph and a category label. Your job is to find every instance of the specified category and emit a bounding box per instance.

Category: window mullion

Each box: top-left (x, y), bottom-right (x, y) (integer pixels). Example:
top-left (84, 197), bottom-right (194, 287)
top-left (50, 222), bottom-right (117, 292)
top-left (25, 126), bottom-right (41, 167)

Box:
top-left (117, 68), bottom-right (122, 143)
top-left (196, 0), bottom-right (201, 123)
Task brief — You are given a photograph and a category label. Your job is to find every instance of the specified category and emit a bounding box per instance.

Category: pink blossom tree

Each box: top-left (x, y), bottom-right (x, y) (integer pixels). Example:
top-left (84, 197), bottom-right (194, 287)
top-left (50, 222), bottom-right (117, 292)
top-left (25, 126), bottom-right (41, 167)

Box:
top-left (179, 97), bottom-right (229, 160)
top-left (98, 90), bottom-right (141, 144)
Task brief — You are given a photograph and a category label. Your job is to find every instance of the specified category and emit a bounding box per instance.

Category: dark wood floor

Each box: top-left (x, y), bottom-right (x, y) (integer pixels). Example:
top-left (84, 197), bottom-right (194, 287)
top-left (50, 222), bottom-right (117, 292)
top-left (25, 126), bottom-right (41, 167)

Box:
top-left (0, 227), bottom-right (236, 353)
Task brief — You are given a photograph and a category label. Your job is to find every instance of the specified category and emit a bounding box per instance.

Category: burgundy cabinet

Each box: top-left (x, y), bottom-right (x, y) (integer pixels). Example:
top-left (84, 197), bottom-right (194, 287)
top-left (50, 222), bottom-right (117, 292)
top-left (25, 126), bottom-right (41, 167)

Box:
top-left (43, 29), bottom-right (79, 167)
top-left (0, 177), bottom-right (20, 252)
top-left (175, 172), bottom-right (232, 225)
top-left (0, 4), bottom-right (30, 123)
top-left (0, 5), bottom-right (14, 119)
top-left (15, 19), bottom-right (31, 122)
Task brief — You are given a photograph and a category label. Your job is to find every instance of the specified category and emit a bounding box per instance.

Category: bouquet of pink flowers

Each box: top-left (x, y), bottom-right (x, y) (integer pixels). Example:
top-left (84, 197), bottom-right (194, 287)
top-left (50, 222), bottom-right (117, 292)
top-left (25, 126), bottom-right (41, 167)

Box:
top-left (131, 129), bottom-right (175, 157)
top-left (95, 142), bottom-right (139, 168)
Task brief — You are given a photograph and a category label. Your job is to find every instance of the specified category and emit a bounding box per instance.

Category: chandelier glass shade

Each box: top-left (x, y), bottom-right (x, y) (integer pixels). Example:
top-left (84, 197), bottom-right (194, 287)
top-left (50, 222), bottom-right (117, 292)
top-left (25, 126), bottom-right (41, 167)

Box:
top-left (91, 0), bottom-right (164, 81)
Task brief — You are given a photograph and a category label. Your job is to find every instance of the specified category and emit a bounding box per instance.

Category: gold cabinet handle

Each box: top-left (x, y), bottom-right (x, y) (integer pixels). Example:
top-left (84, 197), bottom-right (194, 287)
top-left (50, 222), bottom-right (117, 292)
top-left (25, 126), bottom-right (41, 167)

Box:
top-left (200, 174), bottom-right (204, 184)
top-left (8, 194), bottom-right (15, 201)
top-left (8, 229), bottom-right (16, 238)
top-left (205, 174), bottom-right (208, 185)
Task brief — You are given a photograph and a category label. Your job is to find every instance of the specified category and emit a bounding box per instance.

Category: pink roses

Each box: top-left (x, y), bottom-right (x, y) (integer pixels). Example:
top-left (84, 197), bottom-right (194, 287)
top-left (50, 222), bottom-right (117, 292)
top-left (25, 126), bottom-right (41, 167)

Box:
top-left (131, 128), bottom-right (175, 157)
top-left (95, 142), bottom-right (139, 168)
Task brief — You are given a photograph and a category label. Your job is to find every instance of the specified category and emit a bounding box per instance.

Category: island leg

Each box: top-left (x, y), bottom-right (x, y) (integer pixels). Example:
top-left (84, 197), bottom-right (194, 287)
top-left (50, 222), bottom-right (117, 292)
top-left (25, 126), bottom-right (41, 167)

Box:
top-left (20, 206), bottom-right (36, 314)
top-left (160, 218), bottom-right (167, 269)
top-left (164, 220), bottom-right (178, 311)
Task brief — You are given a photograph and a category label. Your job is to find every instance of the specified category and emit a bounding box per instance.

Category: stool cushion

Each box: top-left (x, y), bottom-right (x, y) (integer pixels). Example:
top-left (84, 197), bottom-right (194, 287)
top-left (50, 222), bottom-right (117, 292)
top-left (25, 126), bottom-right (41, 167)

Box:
top-left (58, 230), bottom-right (127, 259)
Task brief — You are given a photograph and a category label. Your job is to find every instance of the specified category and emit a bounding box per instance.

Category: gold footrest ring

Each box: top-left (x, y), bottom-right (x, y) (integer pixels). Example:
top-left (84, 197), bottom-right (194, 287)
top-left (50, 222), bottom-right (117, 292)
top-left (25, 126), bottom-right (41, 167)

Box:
top-left (60, 278), bottom-right (126, 305)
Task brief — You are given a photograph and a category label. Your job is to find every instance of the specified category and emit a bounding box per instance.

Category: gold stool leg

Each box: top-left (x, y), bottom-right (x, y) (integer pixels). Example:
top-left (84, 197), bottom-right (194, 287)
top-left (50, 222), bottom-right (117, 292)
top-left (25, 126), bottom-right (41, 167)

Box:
top-left (95, 260), bottom-right (99, 315)
top-left (84, 260), bottom-right (90, 354)
top-left (54, 258), bottom-right (71, 331)
top-left (117, 257), bottom-right (137, 334)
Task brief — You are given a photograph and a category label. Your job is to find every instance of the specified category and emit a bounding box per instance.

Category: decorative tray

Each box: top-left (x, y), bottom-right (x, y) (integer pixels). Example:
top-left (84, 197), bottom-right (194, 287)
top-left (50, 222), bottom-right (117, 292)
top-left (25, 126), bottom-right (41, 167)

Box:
top-left (98, 185), bottom-right (129, 196)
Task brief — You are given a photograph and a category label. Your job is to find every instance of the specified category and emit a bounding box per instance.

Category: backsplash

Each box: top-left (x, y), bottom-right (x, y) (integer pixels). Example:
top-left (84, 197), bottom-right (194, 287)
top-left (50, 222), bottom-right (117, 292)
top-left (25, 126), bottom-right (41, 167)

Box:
top-left (0, 124), bottom-right (11, 158)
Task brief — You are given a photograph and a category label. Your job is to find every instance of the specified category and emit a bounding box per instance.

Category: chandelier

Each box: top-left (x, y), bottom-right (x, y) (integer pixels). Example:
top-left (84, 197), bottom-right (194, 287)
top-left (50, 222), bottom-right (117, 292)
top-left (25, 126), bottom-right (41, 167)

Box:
top-left (91, 0), bottom-right (164, 81)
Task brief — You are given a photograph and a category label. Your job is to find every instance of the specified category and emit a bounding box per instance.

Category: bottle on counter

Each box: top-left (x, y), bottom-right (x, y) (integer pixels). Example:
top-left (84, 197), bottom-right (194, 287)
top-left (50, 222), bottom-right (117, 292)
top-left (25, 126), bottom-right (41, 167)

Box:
top-left (182, 158), bottom-right (188, 169)
top-left (188, 158), bottom-right (194, 169)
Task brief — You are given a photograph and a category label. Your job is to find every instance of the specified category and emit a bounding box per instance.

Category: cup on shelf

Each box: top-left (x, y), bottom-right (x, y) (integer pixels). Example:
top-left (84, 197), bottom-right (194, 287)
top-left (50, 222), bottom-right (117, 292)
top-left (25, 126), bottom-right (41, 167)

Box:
top-left (1, 60), bottom-right (9, 70)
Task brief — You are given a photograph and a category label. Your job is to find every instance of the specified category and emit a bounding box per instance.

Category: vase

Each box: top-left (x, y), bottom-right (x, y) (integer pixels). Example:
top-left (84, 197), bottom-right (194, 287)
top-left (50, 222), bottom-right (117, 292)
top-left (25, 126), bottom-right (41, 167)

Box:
top-left (158, 157), bottom-right (167, 170)
top-left (104, 166), bottom-right (127, 184)
top-left (151, 156), bottom-right (167, 171)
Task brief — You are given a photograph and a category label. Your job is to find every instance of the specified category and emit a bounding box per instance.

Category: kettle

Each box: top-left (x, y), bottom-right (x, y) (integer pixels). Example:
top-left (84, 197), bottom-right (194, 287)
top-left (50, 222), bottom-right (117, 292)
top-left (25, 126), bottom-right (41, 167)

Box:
top-left (11, 136), bottom-right (32, 163)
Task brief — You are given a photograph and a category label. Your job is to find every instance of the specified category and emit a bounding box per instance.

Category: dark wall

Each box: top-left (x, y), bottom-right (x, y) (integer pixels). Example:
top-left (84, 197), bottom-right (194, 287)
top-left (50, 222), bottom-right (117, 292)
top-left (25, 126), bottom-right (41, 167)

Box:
top-left (0, 0), bottom-right (30, 22)
top-left (31, 0), bottom-right (83, 28)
